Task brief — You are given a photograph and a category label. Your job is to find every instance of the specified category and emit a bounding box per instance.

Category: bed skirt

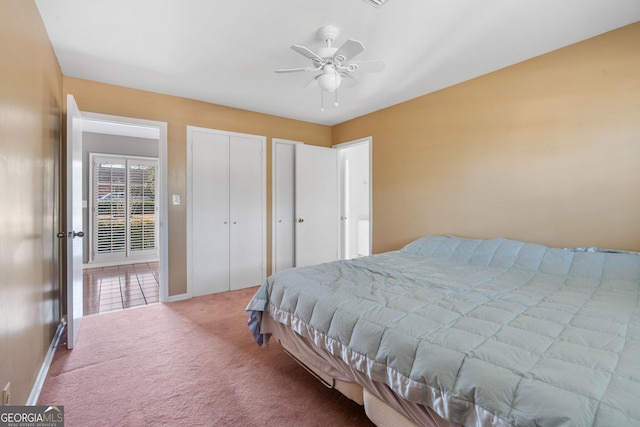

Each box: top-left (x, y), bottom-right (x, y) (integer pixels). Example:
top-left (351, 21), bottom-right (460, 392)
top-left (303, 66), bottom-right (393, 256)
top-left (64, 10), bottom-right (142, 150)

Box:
top-left (261, 312), bottom-right (460, 427)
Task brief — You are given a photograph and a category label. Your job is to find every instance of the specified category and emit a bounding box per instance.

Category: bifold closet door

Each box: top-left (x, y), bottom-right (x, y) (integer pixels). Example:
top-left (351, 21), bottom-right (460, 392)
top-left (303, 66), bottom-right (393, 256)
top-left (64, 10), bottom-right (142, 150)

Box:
top-left (228, 136), bottom-right (263, 290)
top-left (191, 132), bottom-right (230, 296)
top-left (190, 128), bottom-right (265, 297)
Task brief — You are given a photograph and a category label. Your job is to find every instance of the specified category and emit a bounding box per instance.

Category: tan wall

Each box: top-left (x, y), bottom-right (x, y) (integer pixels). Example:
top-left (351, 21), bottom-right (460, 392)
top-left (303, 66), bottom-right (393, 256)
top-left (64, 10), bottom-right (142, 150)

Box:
top-left (64, 77), bottom-right (333, 296)
top-left (333, 23), bottom-right (640, 253)
top-left (0, 0), bottom-right (63, 404)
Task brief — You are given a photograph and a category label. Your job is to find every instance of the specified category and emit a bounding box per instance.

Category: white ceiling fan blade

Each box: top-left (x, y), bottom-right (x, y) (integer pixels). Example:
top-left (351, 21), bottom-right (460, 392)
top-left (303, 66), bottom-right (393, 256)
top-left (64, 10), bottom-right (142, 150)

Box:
top-left (333, 39), bottom-right (365, 63)
top-left (303, 76), bottom-right (319, 89)
top-left (346, 60), bottom-right (386, 73)
top-left (341, 73), bottom-right (358, 88)
top-left (291, 44), bottom-right (324, 63)
top-left (275, 66), bottom-right (320, 73)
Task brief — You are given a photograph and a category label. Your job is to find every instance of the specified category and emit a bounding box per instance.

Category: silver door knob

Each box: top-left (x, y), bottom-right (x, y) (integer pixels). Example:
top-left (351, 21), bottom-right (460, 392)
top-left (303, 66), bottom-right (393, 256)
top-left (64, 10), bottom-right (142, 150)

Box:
top-left (298, 218), bottom-right (304, 223)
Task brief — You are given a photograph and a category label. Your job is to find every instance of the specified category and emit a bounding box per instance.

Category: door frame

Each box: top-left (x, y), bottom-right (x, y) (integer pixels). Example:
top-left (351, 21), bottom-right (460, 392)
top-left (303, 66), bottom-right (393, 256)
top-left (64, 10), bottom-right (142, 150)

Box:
top-left (333, 136), bottom-right (373, 259)
top-left (79, 112), bottom-right (169, 303)
top-left (271, 138), bottom-right (371, 270)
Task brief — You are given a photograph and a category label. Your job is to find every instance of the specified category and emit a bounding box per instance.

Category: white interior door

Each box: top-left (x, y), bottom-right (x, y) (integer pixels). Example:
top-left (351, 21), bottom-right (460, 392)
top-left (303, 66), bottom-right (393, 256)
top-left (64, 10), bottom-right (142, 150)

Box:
top-left (229, 136), bottom-right (264, 290)
top-left (191, 131), bottom-right (230, 297)
top-left (66, 94), bottom-right (84, 349)
top-left (295, 145), bottom-right (339, 267)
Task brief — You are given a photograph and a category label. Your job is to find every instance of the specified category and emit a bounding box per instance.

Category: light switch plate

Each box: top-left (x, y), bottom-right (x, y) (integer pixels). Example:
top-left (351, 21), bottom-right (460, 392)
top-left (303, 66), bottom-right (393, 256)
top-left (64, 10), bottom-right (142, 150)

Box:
top-left (172, 195), bottom-right (181, 205)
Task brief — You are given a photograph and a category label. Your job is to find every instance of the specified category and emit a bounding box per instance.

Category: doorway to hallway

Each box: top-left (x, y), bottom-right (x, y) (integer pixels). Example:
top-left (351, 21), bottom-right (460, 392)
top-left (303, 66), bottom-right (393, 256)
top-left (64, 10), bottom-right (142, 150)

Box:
top-left (78, 112), bottom-right (168, 304)
top-left (67, 107), bottom-right (169, 325)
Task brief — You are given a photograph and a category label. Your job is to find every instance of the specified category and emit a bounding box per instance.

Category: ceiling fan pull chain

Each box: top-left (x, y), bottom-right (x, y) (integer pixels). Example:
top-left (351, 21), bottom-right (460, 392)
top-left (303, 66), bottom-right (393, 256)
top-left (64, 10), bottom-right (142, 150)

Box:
top-left (334, 74), bottom-right (340, 107)
top-left (320, 88), bottom-right (325, 112)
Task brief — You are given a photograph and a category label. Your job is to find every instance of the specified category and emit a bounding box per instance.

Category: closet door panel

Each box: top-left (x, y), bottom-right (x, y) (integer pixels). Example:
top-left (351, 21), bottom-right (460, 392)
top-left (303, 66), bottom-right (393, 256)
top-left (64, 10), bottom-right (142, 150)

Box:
top-left (191, 132), bottom-right (230, 296)
top-left (229, 136), bottom-right (263, 290)
top-left (273, 141), bottom-right (296, 272)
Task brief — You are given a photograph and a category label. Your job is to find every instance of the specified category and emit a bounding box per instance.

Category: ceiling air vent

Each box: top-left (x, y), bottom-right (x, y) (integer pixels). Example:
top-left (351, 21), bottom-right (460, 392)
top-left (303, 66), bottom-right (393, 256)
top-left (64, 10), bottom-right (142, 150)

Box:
top-left (362, 0), bottom-right (389, 8)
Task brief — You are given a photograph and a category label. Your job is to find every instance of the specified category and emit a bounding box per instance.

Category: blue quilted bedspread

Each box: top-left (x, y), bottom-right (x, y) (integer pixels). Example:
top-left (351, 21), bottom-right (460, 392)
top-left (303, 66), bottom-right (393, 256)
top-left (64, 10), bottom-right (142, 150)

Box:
top-left (247, 235), bottom-right (640, 426)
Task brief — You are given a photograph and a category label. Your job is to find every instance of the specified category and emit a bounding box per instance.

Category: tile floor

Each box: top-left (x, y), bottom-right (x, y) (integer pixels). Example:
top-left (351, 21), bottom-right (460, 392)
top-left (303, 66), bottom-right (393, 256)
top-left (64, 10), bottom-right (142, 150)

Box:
top-left (83, 261), bottom-right (160, 315)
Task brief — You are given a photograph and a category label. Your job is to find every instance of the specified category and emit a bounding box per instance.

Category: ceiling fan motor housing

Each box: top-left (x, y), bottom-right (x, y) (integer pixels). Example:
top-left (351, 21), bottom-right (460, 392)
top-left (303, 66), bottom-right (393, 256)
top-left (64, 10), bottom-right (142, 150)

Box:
top-left (317, 25), bottom-right (340, 43)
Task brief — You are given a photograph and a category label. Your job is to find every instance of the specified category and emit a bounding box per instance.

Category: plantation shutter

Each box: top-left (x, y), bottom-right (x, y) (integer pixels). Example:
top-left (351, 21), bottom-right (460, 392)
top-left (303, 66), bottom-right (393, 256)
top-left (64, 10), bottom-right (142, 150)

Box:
top-left (128, 160), bottom-right (157, 256)
top-left (91, 154), bottom-right (158, 263)
top-left (94, 157), bottom-right (127, 258)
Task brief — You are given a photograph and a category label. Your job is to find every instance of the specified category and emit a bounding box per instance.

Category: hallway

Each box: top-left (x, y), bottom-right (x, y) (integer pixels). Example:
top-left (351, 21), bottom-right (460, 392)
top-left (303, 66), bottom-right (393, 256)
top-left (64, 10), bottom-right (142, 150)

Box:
top-left (83, 262), bottom-right (160, 315)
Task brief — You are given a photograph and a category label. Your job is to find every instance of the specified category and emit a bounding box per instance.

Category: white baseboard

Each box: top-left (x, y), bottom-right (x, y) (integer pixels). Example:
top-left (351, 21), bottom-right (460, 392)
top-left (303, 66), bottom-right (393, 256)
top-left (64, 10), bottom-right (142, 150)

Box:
top-left (164, 293), bottom-right (189, 303)
top-left (27, 322), bottom-right (64, 405)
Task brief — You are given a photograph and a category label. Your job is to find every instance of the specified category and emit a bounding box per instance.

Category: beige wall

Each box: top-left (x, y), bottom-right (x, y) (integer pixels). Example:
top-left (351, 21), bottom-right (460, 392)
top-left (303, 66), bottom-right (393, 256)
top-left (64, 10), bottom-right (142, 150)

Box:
top-left (64, 77), bottom-right (333, 296)
top-left (0, 0), bottom-right (63, 405)
top-left (333, 23), bottom-right (640, 253)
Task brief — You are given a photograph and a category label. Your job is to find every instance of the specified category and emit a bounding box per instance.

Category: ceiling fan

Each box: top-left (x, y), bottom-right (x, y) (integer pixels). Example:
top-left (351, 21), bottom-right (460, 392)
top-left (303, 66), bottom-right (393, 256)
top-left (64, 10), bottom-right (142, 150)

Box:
top-left (276, 25), bottom-right (385, 111)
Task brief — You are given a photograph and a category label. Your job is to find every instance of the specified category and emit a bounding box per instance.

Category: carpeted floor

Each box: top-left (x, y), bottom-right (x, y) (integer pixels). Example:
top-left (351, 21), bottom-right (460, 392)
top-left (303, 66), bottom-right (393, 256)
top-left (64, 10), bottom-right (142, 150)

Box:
top-left (38, 287), bottom-right (375, 426)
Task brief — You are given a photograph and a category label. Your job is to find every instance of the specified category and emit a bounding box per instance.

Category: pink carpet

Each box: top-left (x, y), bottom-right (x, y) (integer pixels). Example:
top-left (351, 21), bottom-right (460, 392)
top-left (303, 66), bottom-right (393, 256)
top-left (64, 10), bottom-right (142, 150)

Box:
top-left (38, 287), bottom-right (375, 426)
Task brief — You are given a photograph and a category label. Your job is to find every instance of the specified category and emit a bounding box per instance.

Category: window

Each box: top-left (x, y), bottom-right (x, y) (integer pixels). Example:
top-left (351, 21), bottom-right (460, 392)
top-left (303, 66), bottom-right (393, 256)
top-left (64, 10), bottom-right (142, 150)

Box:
top-left (91, 154), bottom-right (158, 263)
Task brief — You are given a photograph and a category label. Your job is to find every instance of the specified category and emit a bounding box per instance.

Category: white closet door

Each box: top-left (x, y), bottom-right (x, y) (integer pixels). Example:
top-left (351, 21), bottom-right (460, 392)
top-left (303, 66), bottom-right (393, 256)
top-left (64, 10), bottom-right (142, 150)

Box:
top-left (191, 132), bottom-right (230, 296)
top-left (295, 144), bottom-right (339, 267)
top-left (273, 141), bottom-right (297, 273)
top-left (229, 136), bottom-right (264, 290)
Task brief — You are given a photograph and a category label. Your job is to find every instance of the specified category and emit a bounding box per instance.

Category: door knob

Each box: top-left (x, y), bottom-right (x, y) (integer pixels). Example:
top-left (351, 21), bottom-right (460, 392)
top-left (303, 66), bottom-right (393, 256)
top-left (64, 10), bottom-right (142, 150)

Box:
top-left (56, 232), bottom-right (66, 239)
top-left (73, 231), bottom-right (85, 238)
top-left (298, 218), bottom-right (304, 223)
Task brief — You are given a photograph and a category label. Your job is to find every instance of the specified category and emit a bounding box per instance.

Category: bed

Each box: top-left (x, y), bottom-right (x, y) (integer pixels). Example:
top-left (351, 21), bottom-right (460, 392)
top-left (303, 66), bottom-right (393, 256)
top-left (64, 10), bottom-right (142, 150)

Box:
top-left (246, 235), bottom-right (640, 426)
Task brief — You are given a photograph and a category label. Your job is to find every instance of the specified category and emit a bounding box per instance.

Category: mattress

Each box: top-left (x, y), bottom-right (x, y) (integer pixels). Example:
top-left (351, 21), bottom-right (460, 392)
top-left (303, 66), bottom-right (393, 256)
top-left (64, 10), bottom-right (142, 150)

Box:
top-left (247, 235), bottom-right (640, 426)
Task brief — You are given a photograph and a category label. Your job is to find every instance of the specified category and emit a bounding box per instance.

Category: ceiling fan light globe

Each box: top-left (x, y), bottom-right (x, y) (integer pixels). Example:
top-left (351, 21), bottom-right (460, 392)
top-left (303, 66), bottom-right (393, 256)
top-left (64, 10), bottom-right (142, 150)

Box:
top-left (317, 73), bottom-right (342, 92)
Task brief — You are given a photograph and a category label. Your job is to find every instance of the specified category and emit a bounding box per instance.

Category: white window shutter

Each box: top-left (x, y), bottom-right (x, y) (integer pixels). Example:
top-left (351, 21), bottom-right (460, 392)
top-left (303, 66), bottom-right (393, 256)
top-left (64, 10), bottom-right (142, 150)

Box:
top-left (91, 154), bottom-right (158, 263)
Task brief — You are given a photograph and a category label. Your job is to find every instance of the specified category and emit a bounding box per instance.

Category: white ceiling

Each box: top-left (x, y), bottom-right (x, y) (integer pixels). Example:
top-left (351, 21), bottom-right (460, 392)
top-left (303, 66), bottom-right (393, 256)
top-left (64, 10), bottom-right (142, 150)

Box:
top-left (35, 0), bottom-right (640, 126)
